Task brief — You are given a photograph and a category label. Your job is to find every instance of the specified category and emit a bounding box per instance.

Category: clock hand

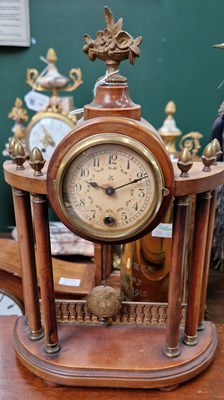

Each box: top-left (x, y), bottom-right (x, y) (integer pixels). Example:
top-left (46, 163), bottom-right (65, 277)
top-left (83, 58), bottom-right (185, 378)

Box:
top-left (113, 174), bottom-right (148, 191)
top-left (84, 181), bottom-right (107, 191)
top-left (85, 174), bottom-right (148, 196)
top-left (85, 180), bottom-right (116, 196)
top-left (40, 126), bottom-right (56, 147)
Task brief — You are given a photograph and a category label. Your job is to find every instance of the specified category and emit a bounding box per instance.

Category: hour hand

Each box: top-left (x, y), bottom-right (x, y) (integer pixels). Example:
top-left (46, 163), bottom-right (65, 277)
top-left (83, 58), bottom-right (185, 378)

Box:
top-left (84, 181), bottom-right (106, 191)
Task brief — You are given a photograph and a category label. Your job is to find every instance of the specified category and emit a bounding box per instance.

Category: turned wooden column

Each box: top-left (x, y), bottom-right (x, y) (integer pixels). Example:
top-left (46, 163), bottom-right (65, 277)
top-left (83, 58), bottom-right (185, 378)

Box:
top-left (12, 188), bottom-right (43, 340)
top-left (164, 195), bottom-right (191, 357)
top-left (198, 189), bottom-right (218, 328)
top-left (31, 193), bottom-right (60, 354)
top-left (183, 191), bottom-right (212, 345)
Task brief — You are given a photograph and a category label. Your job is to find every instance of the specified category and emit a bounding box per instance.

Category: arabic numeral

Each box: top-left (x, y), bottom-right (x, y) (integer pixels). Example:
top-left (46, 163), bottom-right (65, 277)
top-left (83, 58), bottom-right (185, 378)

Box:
top-left (79, 198), bottom-right (85, 207)
top-left (91, 210), bottom-right (96, 218)
top-left (109, 154), bottom-right (117, 164)
top-left (121, 212), bottom-right (128, 221)
top-left (138, 189), bottom-right (145, 198)
top-left (137, 171), bottom-right (143, 178)
top-left (75, 183), bottom-right (82, 192)
top-left (80, 168), bottom-right (89, 177)
top-left (133, 202), bottom-right (138, 211)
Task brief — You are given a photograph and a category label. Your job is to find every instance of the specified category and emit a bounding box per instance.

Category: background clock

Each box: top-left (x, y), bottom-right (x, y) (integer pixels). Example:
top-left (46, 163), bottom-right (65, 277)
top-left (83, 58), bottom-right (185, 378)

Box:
top-left (26, 111), bottom-right (75, 160)
top-left (24, 47), bottom-right (83, 160)
top-left (0, 289), bottom-right (23, 316)
top-left (47, 117), bottom-right (174, 244)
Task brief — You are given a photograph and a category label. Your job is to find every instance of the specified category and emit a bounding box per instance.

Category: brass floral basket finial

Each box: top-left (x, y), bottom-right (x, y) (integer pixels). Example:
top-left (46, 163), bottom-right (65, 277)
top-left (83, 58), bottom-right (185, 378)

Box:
top-left (83, 6), bottom-right (142, 81)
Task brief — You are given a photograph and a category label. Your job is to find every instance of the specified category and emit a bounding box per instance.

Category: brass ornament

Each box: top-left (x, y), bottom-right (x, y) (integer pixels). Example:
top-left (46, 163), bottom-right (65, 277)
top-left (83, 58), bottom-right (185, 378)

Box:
top-left (8, 137), bottom-right (18, 161)
top-left (26, 47), bottom-right (83, 98)
top-left (11, 139), bottom-right (27, 170)
top-left (177, 148), bottom-right (193, 177)
top-left (179, 131), bottom-right (203, 158)
top-left (211, 138), bottom-right (222, 164)
top-left (213, 43), bottom-right (224, 49)
top-left (83, 6), bottom-right (142, 81)
top-left (158, 101), bottom-right (181, 154)
top-left (29, 147), bottom-right (46, 176)
top-left (8, 98), bottom-right (28, 141)
top-left (201, 143), bottom-right (216, 172)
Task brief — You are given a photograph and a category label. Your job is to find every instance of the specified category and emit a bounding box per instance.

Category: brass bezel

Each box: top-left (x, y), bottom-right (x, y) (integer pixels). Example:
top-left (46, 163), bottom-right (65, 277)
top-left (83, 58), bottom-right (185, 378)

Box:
top-left (54, 133), bottom-right (165, 243)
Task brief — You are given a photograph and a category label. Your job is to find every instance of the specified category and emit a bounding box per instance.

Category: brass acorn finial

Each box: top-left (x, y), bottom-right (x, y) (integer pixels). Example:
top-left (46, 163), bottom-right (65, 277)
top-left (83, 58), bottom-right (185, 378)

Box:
top-left (11, 139), bottom-right (27, 170)
top-left (201, 143), bottom-right (216, 172)
top-left (211, 138), bottom-right (222, 164)
top-left (177, 148), bottom-right (193, 177)
top-left (29, 147), bottom-right (46, 176)
top-left (8, 137), bottom-right (18, 160)
top-left (83, 6), bottom-right (142, 81)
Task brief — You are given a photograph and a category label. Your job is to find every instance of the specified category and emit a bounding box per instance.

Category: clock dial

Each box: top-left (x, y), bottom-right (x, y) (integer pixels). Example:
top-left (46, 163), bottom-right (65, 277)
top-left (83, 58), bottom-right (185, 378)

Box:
top-left (0, 290), bottom-right (23, 316)
top-left (55, 134), bottom-right (165, 243)
top-left (26, 113), bottom-right (75, 160)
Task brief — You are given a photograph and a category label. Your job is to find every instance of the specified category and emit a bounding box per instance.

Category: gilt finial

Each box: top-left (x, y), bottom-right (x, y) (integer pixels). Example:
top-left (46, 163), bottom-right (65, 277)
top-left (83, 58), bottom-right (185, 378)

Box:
top-left (83, 6), bottom-right (142, 82)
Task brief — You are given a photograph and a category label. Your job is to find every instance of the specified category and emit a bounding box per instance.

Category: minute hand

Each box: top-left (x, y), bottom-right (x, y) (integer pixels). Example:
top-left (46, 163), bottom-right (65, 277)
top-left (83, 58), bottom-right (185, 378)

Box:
top-left (114, 174), bottom-right (148, 191)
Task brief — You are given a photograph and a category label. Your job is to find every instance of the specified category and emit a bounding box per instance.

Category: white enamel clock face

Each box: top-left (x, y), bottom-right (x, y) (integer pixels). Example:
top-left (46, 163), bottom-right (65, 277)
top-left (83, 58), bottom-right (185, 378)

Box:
top-left (55, 134), bottom-right (165, 243)
top-left (0, 290), bottom-right (23, 316)
top-left (27, 114), bottom-right (74, 160)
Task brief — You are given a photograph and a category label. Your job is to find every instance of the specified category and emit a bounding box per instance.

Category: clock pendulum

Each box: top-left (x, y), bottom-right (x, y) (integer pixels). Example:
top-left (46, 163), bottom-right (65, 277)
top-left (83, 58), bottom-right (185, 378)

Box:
top-left (3, 6), bottom-right (224, 390)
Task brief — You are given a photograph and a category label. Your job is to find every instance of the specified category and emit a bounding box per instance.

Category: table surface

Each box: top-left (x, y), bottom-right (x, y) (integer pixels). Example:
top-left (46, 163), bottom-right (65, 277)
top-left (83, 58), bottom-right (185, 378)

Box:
top-left (0, 316), bottom-right (223, 400)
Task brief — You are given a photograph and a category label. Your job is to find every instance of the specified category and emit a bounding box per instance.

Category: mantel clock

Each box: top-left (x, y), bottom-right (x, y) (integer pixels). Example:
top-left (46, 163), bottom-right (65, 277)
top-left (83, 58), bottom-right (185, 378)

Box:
top-left (3, 6), bottom-right (224, 391)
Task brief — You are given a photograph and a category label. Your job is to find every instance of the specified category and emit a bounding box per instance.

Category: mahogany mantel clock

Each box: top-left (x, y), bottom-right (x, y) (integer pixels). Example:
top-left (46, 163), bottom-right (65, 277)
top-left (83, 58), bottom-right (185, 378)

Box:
top-left (3, 7), bottom-right (224, 390)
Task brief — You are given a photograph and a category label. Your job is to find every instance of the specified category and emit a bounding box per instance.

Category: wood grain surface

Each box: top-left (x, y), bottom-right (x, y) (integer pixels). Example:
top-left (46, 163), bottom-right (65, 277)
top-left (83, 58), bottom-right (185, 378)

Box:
top-left (0, 316), bottom-right (223, 400)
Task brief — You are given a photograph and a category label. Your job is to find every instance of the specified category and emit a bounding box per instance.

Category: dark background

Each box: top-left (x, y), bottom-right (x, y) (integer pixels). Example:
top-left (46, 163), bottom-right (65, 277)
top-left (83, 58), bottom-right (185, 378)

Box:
top-left (1, 0), bottom-right (224, 232)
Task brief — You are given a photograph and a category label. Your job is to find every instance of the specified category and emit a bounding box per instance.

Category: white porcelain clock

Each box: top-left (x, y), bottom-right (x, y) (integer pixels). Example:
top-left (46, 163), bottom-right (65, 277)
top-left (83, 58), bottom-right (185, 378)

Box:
top-left (26, 111), bottom-right (75, 160)
top-left (0, 289), bottom-right (23, 316)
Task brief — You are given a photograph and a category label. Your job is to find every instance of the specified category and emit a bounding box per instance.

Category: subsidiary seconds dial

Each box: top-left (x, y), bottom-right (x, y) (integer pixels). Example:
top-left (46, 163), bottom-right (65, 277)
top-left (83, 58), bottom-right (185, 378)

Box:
top-left (54, 134), bottom-right (166, 243)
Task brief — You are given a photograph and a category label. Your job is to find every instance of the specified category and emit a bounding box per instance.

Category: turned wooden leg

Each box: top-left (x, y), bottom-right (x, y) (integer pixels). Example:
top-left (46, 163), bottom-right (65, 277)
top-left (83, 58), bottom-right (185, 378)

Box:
top-left (183, 191), bottom-right (211, 345)
top-left (12, 188), bottom-right (43, 340)
top-left (164, 195), bottom-right (191, 357)
top-left (198, 189), bottom-right (217, 329)
top-left (31, 193), bottom-right (60, 354)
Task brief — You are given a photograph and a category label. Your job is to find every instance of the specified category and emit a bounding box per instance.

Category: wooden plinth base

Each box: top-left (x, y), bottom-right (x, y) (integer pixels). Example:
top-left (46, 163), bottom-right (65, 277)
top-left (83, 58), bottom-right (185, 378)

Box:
top-left (13, 316), bottom-right (217, 390)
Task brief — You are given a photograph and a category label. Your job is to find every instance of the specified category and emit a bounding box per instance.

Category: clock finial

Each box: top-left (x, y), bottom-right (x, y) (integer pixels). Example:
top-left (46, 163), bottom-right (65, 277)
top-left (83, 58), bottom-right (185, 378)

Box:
top-left (83, 6), bottom-right (142, 82)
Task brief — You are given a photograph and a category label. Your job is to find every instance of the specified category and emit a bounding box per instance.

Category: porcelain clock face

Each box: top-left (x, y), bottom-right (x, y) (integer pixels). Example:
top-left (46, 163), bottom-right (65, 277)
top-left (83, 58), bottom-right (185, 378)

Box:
top-left (53, 134), bottom-right (166, 243)
top-left (26, 112), bottom-right (75, 160)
